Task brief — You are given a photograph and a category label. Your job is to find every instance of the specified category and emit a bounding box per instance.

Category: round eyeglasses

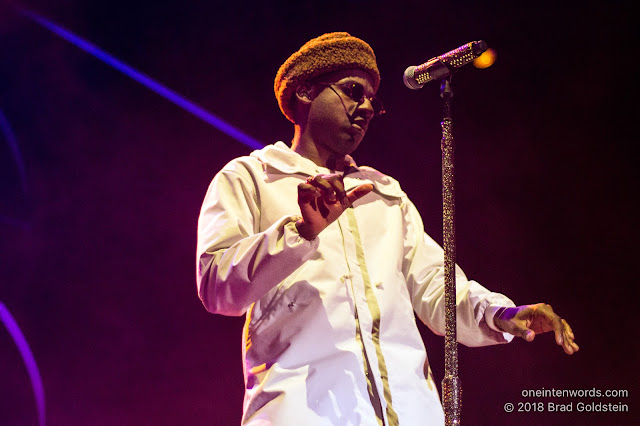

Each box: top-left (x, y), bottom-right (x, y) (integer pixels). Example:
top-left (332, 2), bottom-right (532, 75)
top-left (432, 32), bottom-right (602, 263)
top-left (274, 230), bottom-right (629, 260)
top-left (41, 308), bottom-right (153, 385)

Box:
top-left (316, 82), bottom-right (386, 117)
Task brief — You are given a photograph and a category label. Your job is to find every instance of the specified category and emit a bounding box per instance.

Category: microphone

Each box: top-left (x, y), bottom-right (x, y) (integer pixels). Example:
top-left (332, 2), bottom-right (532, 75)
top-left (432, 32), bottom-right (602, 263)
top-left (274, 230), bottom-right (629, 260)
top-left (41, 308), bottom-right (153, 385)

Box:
top-left (403, 40), bottom-right (488, 90)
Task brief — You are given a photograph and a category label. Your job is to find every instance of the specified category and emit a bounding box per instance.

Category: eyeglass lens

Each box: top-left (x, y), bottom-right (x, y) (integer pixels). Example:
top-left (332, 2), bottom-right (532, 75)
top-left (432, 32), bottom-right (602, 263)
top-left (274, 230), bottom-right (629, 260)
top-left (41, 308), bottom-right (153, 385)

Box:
top-left (342, 83), bottom-right (384, 116)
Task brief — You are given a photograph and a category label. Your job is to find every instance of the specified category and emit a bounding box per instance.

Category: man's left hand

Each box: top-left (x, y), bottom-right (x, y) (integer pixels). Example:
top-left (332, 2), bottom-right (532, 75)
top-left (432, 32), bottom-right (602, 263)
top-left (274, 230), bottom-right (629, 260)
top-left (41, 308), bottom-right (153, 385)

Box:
top-left (493, 303), bottom-right (579, 355)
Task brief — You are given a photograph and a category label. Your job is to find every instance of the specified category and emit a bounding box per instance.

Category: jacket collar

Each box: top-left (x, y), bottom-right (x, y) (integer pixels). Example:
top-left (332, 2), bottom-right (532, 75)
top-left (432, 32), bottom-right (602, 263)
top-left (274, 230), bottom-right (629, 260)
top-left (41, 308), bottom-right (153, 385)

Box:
top-left (251, 141), bottom-right (324, 175)
top-left (251, 142), bottom-right (404, 199)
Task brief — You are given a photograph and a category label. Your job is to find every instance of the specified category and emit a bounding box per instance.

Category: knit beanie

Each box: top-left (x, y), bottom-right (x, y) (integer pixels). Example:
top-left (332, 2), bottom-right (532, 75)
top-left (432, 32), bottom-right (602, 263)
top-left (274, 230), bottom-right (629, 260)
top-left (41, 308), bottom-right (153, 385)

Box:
top-left (274, 32), bottom-right (380, 123)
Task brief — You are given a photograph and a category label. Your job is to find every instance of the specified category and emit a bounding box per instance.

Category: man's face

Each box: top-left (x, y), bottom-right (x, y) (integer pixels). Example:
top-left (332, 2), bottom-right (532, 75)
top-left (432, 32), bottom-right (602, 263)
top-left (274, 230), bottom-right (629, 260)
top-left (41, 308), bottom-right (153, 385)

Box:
top-left (305, 69), bottom-right (378, 157)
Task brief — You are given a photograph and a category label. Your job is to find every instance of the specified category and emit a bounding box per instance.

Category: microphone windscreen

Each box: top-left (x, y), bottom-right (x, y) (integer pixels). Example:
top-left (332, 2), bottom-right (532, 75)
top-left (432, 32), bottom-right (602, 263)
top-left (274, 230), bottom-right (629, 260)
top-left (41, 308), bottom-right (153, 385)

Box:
top-left (403, 66), bottom-right (424, 90)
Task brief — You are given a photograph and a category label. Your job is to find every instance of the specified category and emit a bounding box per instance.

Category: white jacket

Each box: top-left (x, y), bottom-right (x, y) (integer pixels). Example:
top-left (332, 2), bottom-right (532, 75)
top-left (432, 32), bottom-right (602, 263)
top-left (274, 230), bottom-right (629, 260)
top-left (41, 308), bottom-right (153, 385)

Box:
top-left (197, 142), bottom-right (514, 426)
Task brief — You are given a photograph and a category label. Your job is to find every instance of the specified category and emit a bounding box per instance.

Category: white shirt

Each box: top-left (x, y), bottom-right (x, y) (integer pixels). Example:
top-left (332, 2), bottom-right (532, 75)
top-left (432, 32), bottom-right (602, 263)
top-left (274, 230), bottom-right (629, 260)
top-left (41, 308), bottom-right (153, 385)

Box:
top-left (197, 142), bottom-right (514, 426)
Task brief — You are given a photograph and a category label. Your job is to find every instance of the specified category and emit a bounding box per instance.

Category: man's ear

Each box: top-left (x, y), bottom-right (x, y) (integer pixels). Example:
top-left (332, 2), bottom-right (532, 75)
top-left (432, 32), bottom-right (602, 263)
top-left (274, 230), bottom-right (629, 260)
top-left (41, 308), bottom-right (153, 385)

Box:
top-left (295, 83), bottom-right (313, 104)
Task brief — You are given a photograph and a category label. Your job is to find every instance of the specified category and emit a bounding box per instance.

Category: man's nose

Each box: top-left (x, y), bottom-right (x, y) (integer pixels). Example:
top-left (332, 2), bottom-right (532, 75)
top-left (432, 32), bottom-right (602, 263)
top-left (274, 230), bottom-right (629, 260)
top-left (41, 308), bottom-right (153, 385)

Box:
top-left (357, 97), bottom-right (375, 119)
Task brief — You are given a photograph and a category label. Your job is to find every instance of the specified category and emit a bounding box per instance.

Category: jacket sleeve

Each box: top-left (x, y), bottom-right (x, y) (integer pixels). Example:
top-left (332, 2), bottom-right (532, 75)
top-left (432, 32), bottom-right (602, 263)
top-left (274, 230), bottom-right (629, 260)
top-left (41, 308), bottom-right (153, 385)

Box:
top-left (402, 197), bottom-right (515, 347)
top-left (196, 165), bottom-right (319, 316)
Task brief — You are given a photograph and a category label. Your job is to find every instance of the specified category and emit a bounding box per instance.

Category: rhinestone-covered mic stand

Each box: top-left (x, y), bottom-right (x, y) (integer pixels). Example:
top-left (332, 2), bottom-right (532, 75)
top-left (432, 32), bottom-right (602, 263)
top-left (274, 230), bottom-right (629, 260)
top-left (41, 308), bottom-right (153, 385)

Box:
top-left (404, 40), bottom-right (488, 425)
top-left (440, 77), bottom-right (461, 426)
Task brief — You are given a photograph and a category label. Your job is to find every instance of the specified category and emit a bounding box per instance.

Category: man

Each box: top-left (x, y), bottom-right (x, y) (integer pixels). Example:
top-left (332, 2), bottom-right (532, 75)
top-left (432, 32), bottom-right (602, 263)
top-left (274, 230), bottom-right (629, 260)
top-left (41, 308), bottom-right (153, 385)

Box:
top-left (196, 32), bottom-right (578, 425)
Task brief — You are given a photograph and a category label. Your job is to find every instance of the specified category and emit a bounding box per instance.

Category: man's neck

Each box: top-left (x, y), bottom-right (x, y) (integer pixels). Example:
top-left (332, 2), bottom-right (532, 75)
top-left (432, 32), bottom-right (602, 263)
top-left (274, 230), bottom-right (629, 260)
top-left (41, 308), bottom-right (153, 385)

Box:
top-left (290, 125), bottom-right (355, 172)
top-left (291, 126), bottom-right (331, 168)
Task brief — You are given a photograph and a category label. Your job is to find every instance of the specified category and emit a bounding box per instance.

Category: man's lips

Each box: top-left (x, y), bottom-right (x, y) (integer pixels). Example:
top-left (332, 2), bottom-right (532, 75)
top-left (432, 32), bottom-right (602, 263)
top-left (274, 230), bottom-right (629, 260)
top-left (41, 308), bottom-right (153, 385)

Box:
top-left (351, 118), bottom-right (369, 133)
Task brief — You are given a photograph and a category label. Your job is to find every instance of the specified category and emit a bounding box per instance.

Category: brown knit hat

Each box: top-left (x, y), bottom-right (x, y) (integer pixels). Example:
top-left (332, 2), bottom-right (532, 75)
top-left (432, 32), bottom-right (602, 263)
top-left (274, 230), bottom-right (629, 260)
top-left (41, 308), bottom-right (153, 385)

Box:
top-left (274, 32), bottom-right (380, 123)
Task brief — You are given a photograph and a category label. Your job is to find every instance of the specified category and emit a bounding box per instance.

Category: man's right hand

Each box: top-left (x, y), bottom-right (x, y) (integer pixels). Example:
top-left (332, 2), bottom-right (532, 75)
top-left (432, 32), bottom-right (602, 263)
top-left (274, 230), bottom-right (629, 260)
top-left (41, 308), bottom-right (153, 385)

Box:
top-left (296, 174), bottom-right (373, 240)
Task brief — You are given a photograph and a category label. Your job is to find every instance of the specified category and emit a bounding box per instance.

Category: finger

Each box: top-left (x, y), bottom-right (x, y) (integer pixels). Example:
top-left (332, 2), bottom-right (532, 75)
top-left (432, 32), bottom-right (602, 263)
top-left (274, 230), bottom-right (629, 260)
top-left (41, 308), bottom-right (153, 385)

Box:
top-left (326, 175), bottom-right (348, 206)
top-left (346, 183), bottom-right (374, 206)
top-left (540, 304), bottom-right (564, 346)
top-left (561, 328), bottom-right (572, 353)
top-left (562, 319), bottom-right (575, 340)
top-left (563, 334), bottom-right (577, 355)
top-left (562, 324), bottom-right (579, 355)
top-left (564, 336), bottom-right (578, 354)
top-left (569, 340), bottom-right (580, 353)
top-left (298, 183), bottom-right (321, 202)
top-left (310, 176), bottom-right (337, 202)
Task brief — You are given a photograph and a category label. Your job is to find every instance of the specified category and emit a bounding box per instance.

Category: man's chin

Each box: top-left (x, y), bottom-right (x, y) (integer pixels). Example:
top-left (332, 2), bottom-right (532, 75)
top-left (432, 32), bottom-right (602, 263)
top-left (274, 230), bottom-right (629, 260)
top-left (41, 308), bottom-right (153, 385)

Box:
top-left (336, 142), bottom-right (361, 158)
top-left (342, 133), bottom-right (364, 153)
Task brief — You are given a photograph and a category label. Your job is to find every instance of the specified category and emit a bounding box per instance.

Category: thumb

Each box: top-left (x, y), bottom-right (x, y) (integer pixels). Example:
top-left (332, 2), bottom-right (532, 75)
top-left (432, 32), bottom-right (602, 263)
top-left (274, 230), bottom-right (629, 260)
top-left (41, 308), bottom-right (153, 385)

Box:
top-left (518, 326), bottom-right (536, 342)
top-left (504, 320), bottom-right (536, 342)
top-left (346, 183), bottom-right (373, 205)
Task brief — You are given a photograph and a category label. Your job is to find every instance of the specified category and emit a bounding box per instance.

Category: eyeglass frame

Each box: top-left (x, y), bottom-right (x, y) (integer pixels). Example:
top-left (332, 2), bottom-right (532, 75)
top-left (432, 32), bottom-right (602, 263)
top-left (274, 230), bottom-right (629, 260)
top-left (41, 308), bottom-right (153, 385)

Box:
top-left (313, 81), bottom-right (386, 117)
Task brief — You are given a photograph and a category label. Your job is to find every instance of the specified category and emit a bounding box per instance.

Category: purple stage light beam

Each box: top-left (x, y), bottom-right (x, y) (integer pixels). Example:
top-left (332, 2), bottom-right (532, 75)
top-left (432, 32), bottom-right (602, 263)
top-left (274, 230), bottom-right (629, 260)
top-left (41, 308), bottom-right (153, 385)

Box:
top-left (0, 302), bottom-right (45, 426)
top-left (0, 109), bottom-right (28, 196)
top-left (19, 8), bottom-right (264, 150)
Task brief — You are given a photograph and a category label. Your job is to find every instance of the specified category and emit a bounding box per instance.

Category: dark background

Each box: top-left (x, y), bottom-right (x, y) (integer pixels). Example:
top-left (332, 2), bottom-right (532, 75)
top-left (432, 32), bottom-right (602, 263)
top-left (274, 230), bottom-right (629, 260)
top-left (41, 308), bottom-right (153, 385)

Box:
top-left (1, 0), bottom-right (637, 424)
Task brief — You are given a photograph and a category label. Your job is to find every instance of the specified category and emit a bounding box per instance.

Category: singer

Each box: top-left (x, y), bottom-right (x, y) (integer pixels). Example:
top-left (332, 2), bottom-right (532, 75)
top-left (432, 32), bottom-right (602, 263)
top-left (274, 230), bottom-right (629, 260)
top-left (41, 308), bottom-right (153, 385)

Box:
top-left (196, 32), bottom-right (578, 426)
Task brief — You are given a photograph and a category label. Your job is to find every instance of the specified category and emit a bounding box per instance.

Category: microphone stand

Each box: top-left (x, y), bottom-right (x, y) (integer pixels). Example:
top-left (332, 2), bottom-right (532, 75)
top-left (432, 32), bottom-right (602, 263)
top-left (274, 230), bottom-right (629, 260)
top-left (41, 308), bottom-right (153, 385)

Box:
top-left (440, 76), bottom-right (461, 425)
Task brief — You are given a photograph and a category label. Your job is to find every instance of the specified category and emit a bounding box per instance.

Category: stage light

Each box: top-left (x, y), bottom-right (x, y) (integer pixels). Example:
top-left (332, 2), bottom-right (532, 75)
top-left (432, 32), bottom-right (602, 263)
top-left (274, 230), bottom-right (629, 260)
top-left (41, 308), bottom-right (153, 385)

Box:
top-left (473, 48), bottom-right (496, 69)
top-left (18, 9), bottom-right (265, 150)
top-left (0, 109), bottom-right (28, 196)
top-left (0, 302), bottom-right (45, 426)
